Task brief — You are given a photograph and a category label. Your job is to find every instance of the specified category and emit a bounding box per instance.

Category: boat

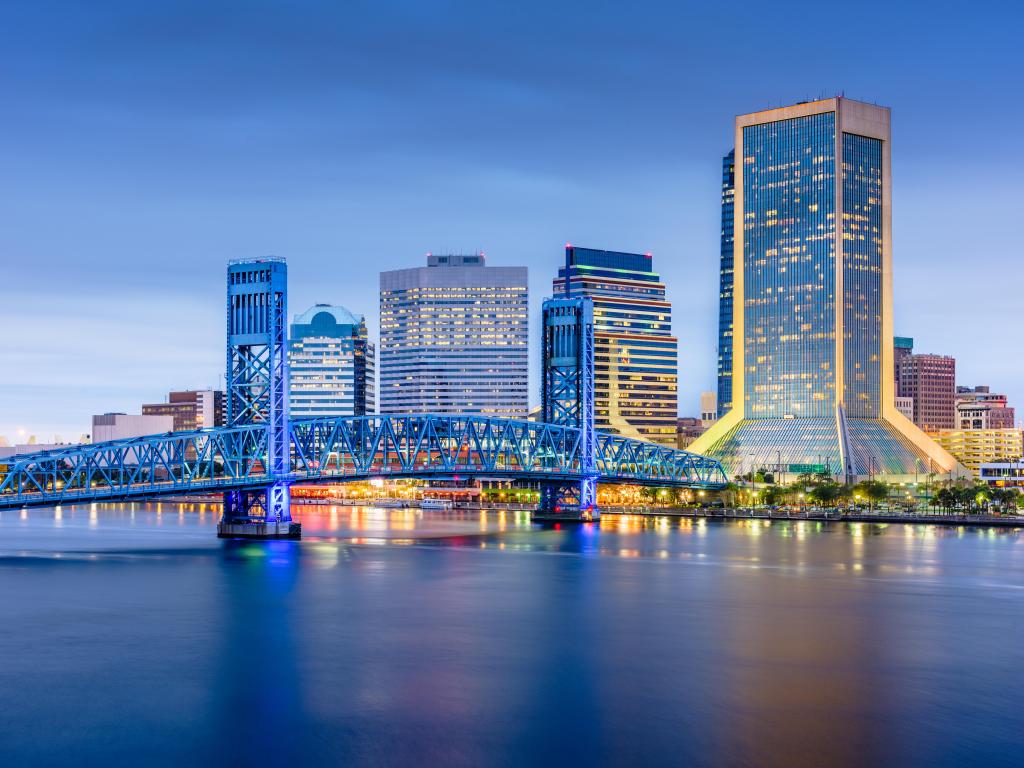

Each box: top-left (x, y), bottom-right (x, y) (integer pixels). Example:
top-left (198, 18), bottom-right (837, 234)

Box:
top-left (420, 498), bottom-right (453, 510)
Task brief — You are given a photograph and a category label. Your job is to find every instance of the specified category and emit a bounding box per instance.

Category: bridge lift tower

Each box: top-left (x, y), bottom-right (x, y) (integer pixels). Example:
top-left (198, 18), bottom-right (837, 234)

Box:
top-left (217, 257), bottom-right (301, 540)
top-left (535, 294), bottom-right (598, 522)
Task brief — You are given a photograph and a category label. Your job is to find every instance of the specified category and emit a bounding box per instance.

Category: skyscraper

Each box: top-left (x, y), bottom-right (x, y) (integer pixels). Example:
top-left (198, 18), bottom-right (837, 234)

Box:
top-left (893, 336), bottom-right (913, 394)
top-left (289, 304), bottom-right (375, 418)
top-left (716, 150), bottom-right (735, 418)
top-left (898, 353), bottom-right (955, 431)
top-left (379, 254), bottom-right (528, 417)
top-left (553, 246), bottom-right (678, 445)
top-left (690, 97), bottom-right (960, 480)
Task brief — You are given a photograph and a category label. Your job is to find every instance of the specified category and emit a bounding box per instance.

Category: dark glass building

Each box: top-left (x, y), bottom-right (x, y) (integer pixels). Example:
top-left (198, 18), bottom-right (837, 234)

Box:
top-left (690, 98), bottom-right (961, 480)
top-left (553, 246), bottom-right (678, 445)
top-left (716, 150), bottom-right (735, 418)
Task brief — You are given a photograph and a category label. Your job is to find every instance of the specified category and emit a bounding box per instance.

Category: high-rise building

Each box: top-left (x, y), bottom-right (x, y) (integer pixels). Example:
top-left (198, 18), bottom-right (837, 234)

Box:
top-left (893, 336), bottom-right (913, 394)
top-left (553, 246), bottom-right (678, 445)
top-left (690, 97), bottom-right (960, 480)
top-left (379, 253), bottom-right (528, 417)
top-left (289, 304), bottom-right (375, 418)
top-left (142, 389), bottom-right (225, 431)
top-left (899, 354), bottom-right (956, 431)
top-left (955, 386), bottom-right (1015, 430)
top-left (716, 150), bottom-right (736, 418)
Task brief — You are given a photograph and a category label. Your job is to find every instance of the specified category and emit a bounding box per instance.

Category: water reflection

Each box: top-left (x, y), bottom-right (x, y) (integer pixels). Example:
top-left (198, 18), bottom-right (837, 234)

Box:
top-left (0, 504), bottom-right (1022, 766)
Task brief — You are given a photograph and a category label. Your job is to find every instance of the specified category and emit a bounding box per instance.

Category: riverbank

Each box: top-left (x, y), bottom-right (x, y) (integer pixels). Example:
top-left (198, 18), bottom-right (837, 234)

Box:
top-left (598, 506), bottom-right (1024, 528)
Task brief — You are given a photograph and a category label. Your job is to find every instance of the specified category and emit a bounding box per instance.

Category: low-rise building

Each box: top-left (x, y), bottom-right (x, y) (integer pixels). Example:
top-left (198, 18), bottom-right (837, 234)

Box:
top-left (930, 428), bottom-right (1024, 477)
top-left (895, 396), bottom-right (914, 421)
top-left (676, 417), bottom-right (706, 450)
top-left (979, 462), bottom-right (1024, 490)
top-left (91, 413), bottom-right (174, 443)
top-left (955, 386), bottom-right (1015, 430)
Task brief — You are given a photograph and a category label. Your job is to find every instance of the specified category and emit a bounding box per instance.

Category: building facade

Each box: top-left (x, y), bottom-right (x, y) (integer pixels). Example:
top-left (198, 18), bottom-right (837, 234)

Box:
top-left (955, 386), bottom-right (1015, 430)
top-left (676, 417), bottom-right (707, 449)
top-left (895, 396), bottom-right (914, 422)
top-left (931, 428), bottom-right (1023, 477)
top-left (289, 304), bottom-right (375, 418)
top-left (716, 150), bottom-right (736, 418)
top-left (690, 97), bottom-right (960, 480)
top-left (553, 246), bottom-right (678, 445)
top-left (700, 391), bottom-right (718, 426)
top-left (979, 461), bottom-right (1024, 490)
top-left (91, 413), bottom-right (174, 443)
top-left (379, 254), bottom-right (528, 417)
top-left (893, 336), bottom-right (913, 395)
top-left (899, 353), bottom-right (956, 431)
top-left (142, 389), bottom-right (225, 432)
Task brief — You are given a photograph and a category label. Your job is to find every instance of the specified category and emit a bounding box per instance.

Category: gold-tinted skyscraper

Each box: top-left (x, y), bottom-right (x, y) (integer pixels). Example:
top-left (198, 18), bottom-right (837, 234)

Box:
top-left (691, 97), bottom-right (961, 479)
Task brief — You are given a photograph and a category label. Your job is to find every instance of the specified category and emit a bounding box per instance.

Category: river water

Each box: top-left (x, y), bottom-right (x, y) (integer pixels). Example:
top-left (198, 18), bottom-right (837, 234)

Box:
top-left (1, 503), bottom-right (1021, 767)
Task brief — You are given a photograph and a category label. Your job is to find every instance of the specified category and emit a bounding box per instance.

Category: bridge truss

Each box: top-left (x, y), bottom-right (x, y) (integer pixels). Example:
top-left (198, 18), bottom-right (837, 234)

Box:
top-left (0, 414), bottom-right (727, 510)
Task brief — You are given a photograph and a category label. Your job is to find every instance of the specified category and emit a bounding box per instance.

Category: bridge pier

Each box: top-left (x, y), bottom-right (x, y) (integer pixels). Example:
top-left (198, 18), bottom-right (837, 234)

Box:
top-left (218, 484), bottom-right (301, 540)
top-left (532, 479), bottom-right (599, 523)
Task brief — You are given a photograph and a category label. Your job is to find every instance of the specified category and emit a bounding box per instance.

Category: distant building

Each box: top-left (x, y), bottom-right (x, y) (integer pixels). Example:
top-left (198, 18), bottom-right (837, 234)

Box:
top-left (142, 390), bottom-right (225, 432)
top-left (380, 253), bottom-right (528, 417)
top-left (899, 354), bottom-right (956, 431)
top-left (979, 461), bottom-right (1024, 490)
top-left (676, 417), bottom-right (707, 450)
top-left (700, 391), bottom-right (717, 427)
top-left (289, 304), bottom-right (375, 418)
top-left (91, 413), bottom-right (174, 442)
top-left (955, 386), bottom-right (1015, 430)
top-left (690, 97), bottom-right (959, 480)
top-left (893, 336), bottom-right (913, 395)
top-left (0, 442), bottom-right (76, 459)
top-left (931, 428), bottom-right (1023, 477)
top-left (895, 396), bottom-right (914, 422)
top-left (554, 246), bottom-right (678, 445)
top-left (716, 150), bottom-right (736, 418)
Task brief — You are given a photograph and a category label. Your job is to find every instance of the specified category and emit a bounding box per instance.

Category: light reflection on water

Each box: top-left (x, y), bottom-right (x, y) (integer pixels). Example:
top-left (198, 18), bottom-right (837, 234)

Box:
top-left (0, 503), bottom-right (1022, 767)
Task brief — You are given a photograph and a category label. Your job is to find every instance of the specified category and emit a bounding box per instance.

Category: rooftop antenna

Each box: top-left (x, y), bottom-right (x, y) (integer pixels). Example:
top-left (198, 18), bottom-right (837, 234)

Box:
top-left (564, 243), bottom-right (572, 298)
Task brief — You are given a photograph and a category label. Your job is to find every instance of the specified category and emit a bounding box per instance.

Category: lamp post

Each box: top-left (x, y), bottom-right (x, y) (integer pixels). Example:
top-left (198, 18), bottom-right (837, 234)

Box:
top-left (749, 453), bottom-right (755, 510)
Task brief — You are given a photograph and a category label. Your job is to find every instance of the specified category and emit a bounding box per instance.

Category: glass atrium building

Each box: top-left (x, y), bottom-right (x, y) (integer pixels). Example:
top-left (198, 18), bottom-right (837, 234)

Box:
top-left (690, 98), bottom-right (961, 480)
top-left (553, 246), bottom-right (678, 445)
top-left (289, 305), bottom-right (375, 418)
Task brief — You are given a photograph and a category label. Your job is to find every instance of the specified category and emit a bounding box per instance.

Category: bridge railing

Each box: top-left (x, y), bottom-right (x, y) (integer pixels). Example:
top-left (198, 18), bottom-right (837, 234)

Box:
top-left (0, 415), bottom-right (727, 508)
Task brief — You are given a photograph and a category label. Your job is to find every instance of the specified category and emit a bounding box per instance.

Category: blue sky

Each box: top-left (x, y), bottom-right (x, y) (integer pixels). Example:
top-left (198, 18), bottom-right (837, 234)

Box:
top-left (1, 0), bottom-right (1021, 442)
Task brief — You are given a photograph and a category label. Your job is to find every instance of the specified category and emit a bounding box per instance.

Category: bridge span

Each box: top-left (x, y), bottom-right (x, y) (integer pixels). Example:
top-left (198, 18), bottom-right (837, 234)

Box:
top-left (0, 414), bottom-right (727, 511)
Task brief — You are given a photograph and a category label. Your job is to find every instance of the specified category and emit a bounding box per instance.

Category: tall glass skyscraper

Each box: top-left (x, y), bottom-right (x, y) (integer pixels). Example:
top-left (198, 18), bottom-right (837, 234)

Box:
top-left (716, 150), bottom-right (735, 418)
top-left (691, 98), bottom-right (961, 480)
top-left (379, 254), bottom-right (528, 417)
top-left (553, 246), bottom-right (678, 445)
top-left (289, 305), bottom-right (375, 418)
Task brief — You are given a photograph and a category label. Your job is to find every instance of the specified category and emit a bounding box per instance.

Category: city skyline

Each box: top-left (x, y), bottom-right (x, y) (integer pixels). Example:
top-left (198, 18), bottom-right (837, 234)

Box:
top-left (2, 2), bottom-right (1022, 440)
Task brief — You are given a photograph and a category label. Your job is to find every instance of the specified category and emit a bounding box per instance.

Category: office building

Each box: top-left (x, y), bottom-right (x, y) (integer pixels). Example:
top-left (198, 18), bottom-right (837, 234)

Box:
top-left (899, 354), bottom-right (956, 431)
top-left (91, 413), bottom-right (174, 443)
top-left (676, 417), bottom-right (707, 450)
top-left (289, 304), bottom-right (375, 418)
top-left (142, 390), bottom-right (225, 432)
top-left (931, 428), bottom-right (1023, 477)
top-left (700, 391), bottom-right (718, 426)
top-left (895, 396), bottom-right (914, 421)
top-left (955, 386), bottom-right (1015, 429)
top-left (690, 97), bottom-right (960, 480)
top-left (379, 254), bottom-right (528, 417)
top-left (894, 336), bottom-right (913, 394)
top-left (553, 246), bottom-right (678, 445)
top-left (716, 150), bottom-right (736, 417)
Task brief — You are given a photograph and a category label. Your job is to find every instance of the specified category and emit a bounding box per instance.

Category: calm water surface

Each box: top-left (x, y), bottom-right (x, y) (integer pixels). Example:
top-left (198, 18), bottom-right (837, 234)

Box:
top-left (1, 503), bottom-right (1022, 767)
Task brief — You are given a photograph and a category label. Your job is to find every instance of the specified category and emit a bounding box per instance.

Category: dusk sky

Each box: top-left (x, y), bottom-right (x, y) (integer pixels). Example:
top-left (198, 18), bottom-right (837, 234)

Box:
top-left (2, 0), bottom-right (1021, 442)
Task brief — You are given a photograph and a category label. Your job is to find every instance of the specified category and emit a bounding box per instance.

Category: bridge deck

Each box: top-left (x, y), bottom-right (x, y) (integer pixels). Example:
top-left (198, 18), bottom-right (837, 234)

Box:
top-left (0, 415), bottom-right (727, 510)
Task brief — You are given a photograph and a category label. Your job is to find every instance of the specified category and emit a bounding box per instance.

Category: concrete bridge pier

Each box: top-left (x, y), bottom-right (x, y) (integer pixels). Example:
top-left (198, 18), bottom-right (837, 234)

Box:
top-left (217, 483), bottom-right (301, 540)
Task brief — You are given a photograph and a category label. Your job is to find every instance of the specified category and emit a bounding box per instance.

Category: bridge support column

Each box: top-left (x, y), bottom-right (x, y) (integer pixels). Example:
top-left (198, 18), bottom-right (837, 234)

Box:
top-left (217, 258), bottom-right (301, 540)
top-left (533, 286), bottom-right (598, 524)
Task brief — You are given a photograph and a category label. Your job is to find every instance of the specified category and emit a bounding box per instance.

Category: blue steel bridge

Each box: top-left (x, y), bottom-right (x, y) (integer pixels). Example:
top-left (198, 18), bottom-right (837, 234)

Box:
top-left (0, 414), bottom-right (726, 510)
top-left (0, 257), bottom-right (726, 535)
